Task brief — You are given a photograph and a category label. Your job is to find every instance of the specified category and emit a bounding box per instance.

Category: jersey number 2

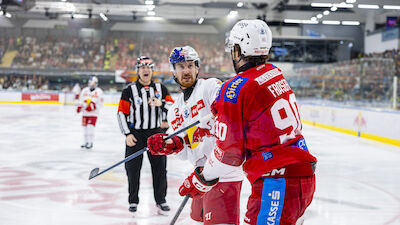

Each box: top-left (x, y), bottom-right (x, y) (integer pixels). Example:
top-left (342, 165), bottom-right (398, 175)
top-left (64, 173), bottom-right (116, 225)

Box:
top-left (271, 93), bottom-right (302, 144)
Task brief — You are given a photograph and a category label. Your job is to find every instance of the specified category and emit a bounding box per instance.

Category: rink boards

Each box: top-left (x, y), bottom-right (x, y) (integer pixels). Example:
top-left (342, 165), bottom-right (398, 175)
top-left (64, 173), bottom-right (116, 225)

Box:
top-left (1, 91), bottom-right (399, 146)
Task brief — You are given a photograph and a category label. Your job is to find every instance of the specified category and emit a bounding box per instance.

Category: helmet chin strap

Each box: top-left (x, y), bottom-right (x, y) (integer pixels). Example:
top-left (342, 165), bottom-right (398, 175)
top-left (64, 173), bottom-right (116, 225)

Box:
top-left (232, 53), bottom-right (245, 74)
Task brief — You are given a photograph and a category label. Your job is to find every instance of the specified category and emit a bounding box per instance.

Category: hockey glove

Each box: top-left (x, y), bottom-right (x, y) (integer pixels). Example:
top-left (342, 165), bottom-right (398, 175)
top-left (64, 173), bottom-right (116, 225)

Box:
top-left (147, 133), bottom-right (184, 155)
top-left (77, 106), bottom-right (82, 113)
top-left (179, 167), bottom-right (219, 198)
top-left (85, 102), bottom-right (96, 112)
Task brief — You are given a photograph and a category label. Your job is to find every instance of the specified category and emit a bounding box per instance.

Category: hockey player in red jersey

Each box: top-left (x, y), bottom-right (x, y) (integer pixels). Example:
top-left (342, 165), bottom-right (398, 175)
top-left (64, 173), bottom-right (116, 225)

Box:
top-left (178, 20), bottom-right (317, 225)
top-left (147, 46), bottom-right (243, 224)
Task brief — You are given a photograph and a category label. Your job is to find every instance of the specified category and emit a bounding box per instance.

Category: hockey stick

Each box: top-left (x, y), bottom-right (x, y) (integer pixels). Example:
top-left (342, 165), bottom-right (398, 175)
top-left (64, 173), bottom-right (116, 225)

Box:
top-left (88, 113), bottom-right (213, 180)
top-left (169, 195), bottom-right (190, 225)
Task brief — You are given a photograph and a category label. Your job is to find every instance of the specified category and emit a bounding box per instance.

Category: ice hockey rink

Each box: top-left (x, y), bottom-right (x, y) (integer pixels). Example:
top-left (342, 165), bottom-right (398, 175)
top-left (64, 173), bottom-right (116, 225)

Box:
top-left (0, 103), bottom-right (399, 225)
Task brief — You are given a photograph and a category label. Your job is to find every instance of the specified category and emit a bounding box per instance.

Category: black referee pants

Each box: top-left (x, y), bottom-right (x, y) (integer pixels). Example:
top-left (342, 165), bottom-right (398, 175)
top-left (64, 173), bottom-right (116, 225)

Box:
top-left (124, 128), bottom-right (167, 205)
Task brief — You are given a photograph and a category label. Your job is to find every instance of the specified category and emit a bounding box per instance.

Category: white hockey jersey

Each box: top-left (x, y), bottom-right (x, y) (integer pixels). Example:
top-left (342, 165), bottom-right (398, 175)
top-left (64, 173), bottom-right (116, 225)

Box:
top-left (167, 78), bottom-right (243, 182)
top-left (78, 87), bottom-right (104, 117)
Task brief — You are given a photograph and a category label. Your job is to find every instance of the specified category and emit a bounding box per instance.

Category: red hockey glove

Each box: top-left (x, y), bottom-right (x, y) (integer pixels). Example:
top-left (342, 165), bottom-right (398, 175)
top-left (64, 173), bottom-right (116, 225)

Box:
top-left (179, 167), bottom-right (219, 198)
top-left (85, 102), bottom-right (96, 112)
top-left (77, 106), bottom-right (82, 113)
top-left (147, 133), bottom-right (184, 155)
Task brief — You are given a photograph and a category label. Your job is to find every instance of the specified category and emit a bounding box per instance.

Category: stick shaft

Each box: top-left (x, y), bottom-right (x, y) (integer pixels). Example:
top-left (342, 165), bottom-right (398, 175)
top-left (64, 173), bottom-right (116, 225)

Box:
top-left (90, 113), bottom-right (212, 179)
top-left (90, 148), bottom-right (147, 179)
top-left (169, 195), bottom-right (190, 225)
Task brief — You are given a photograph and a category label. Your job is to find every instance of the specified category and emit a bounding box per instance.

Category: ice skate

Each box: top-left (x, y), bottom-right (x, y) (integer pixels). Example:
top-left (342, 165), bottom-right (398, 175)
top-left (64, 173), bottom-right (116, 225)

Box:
top-left (156, 203), bottom-right (170, 216)
top-left (129, 203), bottom-right (137, 213)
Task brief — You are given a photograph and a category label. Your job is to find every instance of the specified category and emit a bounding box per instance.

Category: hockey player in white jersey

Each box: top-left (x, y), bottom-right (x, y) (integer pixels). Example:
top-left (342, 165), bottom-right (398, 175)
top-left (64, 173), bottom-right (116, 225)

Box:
top-left (77, 76), bottom-right (104, 149)
top-left (147, 46), bottom-right (243, 224)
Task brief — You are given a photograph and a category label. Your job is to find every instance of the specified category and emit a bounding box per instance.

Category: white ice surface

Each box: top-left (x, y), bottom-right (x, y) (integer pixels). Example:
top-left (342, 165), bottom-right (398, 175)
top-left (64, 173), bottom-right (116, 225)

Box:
top-left (0, 104), bottom-right (399, 225)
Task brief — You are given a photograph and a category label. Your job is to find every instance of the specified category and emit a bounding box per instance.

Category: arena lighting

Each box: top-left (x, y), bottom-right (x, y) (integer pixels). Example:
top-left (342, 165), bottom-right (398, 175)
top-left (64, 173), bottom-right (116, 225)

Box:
top-left (63, 13), bottom-right (87, 19)
top-left (311, 16), bottom-right (317, 21)
top-left (227, 10), bottom-right (238, 18)
top-left (316, 14), bottom-right (323, 19)
top-left (99, 12), bottom-right (108, 21)
top-left (146, 5), bottom-right (155, 11)
top-left (330, 6), bottom-right (338, 11)
top-left (302, 20), bottom-right (318, 24)
top-left (346, 0), bottom-right (356, 3)
top-left (333, 2), bottom-right (353, 8)
top-left (284, 19), bottom-right (301, 23)
top-left (5, 12), bottom-right (11, 18)
top-left (383, 5), bottom-right (400, 10)
top-left (61, 0), bottom-right (67, 2)
top-left (342, 21), bottom-right (360, 25)
top-left (358, 4), bottom-right (379, 9)
top-left (145, 0), bottom-right (153, 5)
top-left (237, 2), bottom-right (243, 7)
top-left (322, 20), bottom-right (340, 25)
top-left (323, 10), bottom-right (330, 15)
top-left (147, 11), bottom-right (155, 16)
top-left (198, 17), bottom-right (204, 24)
top-left (311, 3), bottom-right (332, 8)
top-left (143, 16), bottom-right (163, 21)
top-left (65, 2), bottom-right (76, 12)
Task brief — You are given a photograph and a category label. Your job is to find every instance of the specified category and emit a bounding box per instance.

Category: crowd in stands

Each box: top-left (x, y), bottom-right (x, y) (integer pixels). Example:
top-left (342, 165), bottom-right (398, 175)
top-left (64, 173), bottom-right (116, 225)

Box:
top-left (6, 36), bottom-right (104, 70)
top-left (292, 49), bottom-right (400, 104)
top-left (0, 38), bottom-right (6, 64)
top-left (1, 34), bottom-right (399, 108)
top-left (0, 74), bottom-right (49, 91)
top-left (1, 35), bottom-right (233, 74)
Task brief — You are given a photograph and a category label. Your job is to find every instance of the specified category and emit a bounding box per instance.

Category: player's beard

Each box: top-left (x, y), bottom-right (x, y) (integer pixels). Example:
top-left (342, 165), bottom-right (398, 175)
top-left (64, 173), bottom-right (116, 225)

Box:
top-left (179, 73), bottom-right (196, 88)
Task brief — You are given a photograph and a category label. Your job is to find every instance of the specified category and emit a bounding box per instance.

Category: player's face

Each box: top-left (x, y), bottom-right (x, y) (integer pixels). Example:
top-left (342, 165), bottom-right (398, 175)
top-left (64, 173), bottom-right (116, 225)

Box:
top-left (174, 61), bottom-right (198, 89)
top-left (138, 66), bottom-right (153, 84)
top-left (88, 80), bottom-right (97, 88)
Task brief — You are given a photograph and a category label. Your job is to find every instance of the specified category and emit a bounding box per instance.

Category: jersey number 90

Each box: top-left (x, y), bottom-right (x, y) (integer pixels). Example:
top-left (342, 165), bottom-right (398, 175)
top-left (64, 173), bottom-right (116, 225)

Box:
top-left (271, 93), bottom-right (302, 144)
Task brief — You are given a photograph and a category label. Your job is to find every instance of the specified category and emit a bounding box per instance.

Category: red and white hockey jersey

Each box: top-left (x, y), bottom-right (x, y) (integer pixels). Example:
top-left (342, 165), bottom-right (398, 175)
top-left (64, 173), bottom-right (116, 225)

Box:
top-left (203, 63), bottom-right (317, 184)
top-left (167, 78), bottom-right (243, 182)
top-left (78, 87), bottom-right (104, 117)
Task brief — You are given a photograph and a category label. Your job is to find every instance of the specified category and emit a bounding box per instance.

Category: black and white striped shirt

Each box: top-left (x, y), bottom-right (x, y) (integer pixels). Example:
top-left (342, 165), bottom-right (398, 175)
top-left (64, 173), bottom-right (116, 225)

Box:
top-left (117, 81), bottom-right (174, 134)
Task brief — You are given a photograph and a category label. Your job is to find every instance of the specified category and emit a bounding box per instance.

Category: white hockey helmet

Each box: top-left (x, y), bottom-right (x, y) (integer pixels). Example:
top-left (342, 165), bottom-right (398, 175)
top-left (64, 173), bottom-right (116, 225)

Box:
top-left (225, 19), bottom-right (272, 57)
top-left (88, 76), bottom-right (98, 88)
top-left (169, 46), bottom-right (200, 72)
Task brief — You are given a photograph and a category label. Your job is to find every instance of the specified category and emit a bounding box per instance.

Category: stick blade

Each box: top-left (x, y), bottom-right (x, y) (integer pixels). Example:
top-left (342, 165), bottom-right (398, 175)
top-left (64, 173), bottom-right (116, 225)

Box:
top-left (89, 168), bottom-right (100, 180)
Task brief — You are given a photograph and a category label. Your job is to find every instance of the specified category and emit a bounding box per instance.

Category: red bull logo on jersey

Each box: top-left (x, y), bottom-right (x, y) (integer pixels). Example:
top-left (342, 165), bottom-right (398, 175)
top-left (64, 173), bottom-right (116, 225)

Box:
top-left (214, 146), bottom-right (224, 161)
top-left (223, 76), bottom-right (249, 103)
top-left (191, 127), bottom-right (211, 143)
top-left (171, 114), bottom-right (184, 130)
top-left (190, 99), bottom-right (205, 117)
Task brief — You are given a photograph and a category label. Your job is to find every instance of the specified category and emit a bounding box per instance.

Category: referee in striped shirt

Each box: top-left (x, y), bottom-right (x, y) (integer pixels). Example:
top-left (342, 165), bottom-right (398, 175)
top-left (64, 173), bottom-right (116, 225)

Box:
top-left (117, 56), bottom-right (174, 214)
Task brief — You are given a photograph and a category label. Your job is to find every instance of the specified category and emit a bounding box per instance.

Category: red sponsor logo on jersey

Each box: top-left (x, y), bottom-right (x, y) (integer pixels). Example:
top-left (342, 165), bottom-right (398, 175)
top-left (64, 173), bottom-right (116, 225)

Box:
top-left (214, 146), bottom-right (224, 161)
top-left (192, 127), bottom-right (211, 143)
top-left (171, 114), bottom-right (184, 130)
top-left (191, 99), bottom-right (205, 117)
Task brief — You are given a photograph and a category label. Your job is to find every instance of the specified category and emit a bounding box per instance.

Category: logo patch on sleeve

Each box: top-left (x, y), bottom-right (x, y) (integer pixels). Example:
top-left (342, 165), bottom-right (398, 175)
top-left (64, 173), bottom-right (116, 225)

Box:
top-left (223, 76), bottom-right (248, 103)
top-left (215, 83), bottom-right (224, 101)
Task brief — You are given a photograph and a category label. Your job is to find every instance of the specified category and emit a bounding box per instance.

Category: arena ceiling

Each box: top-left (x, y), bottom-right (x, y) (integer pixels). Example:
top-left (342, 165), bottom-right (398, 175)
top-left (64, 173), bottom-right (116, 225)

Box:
top-left (1, 0), bottom-right (400, 25)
